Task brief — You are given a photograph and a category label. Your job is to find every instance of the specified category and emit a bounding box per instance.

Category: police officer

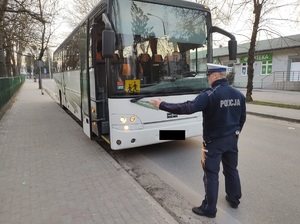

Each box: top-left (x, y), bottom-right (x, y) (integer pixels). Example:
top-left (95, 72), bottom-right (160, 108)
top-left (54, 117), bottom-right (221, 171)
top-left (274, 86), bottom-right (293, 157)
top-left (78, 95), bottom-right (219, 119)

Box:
top-left (150, 63), bottom-right (246, 218)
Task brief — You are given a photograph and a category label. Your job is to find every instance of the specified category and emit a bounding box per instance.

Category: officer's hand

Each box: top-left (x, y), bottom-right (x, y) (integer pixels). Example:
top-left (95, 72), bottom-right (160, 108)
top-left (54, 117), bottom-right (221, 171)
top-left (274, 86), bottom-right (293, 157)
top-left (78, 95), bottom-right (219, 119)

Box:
top-left (150, 98), bottom-right (163, 109)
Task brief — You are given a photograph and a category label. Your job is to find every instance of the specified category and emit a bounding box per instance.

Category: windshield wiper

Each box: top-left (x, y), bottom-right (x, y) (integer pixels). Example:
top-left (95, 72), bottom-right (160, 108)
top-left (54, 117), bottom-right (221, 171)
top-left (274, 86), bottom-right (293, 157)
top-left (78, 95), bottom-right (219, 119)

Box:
top-left (130, 95), bottom-right (147, 103)
top-left (130, 91), bottom-right (169, 103)
top-left (130, 86), bottom-right (198, 103)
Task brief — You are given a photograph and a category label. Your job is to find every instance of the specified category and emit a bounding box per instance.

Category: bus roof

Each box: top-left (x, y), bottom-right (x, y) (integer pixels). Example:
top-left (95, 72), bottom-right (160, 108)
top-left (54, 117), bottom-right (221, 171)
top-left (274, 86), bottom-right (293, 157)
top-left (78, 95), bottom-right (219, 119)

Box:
top-left (54, 0), bottom-right (211, 54)
top-left (139, 0), bottom-right (210, 11)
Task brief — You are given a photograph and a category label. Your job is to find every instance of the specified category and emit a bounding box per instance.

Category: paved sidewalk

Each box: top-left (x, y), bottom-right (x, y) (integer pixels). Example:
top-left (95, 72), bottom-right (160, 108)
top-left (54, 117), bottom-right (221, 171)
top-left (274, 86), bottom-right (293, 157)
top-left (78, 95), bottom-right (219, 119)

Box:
top-left (0, 81), bottom-right (178, 224)
top-left (238, 88), bottom-right (300, 123)
top-left (1, 80), bottom-right (299, 224)
top-left (246, 103), bottom-right (300, 123)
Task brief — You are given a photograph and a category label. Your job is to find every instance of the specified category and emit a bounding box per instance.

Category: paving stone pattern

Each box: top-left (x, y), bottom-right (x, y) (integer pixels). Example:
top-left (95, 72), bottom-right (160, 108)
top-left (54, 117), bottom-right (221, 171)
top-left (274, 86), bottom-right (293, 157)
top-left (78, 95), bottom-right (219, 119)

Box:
top-left (0, 81), bottom-right (178, 224)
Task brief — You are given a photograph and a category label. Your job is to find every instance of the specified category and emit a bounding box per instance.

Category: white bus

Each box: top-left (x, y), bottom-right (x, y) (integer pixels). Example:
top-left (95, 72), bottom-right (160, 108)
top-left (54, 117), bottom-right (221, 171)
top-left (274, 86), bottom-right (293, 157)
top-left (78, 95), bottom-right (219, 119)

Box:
top-left (53, 0), bottom-right (237, 150)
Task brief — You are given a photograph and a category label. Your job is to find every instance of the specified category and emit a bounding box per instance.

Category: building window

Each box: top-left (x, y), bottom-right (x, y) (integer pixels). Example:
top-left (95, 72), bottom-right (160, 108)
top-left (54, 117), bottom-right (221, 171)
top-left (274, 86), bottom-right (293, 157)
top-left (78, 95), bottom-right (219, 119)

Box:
top-left (240, 53), bottom-right (273, 76)
top-left (241, 63), bottom-right (247, 76)
top-left (261, 60), bottom-right (272, 75)
top-left (291, 57), bottom-right (300, 63)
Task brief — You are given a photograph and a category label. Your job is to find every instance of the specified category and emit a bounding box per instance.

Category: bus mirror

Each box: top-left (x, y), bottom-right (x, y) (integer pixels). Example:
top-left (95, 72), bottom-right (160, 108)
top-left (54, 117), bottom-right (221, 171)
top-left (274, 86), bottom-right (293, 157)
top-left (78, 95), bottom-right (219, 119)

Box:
top-left (228, 40), bottom-right (237, 61)
top-left (102, 29), bottom-right (115, 58)
top-left (211, 26), bottom-right (237, 61)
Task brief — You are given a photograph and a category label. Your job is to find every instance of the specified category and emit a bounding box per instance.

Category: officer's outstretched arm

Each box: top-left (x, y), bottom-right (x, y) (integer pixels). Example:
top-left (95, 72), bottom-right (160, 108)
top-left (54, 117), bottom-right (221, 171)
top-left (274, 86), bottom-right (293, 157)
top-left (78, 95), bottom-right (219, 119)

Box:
top-left (150, 98), bottom-right (163, 109)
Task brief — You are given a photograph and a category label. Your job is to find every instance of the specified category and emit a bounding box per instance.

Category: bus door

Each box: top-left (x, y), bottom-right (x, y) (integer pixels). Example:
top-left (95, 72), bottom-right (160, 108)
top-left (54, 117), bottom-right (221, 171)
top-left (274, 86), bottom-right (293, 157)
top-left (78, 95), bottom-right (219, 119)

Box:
top-left (61, 70), bottom-right (67, 107)
top-left (91, 21), bottom-right (110, 138)
top-left (81, 22), bottom-right (92, 138)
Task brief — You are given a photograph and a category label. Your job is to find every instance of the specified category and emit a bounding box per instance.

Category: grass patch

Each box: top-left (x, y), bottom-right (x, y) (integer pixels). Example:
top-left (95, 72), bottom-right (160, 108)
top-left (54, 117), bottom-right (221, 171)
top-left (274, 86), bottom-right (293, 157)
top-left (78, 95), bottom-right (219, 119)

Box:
top-left (250, 101), bottom-right (300, 110)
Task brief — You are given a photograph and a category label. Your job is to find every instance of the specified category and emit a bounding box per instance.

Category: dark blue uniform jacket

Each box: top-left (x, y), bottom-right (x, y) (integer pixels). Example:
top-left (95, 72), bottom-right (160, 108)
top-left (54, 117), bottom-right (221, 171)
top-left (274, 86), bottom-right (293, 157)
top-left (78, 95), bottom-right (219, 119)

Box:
top-left (159, 79), bottom-right (246, 140)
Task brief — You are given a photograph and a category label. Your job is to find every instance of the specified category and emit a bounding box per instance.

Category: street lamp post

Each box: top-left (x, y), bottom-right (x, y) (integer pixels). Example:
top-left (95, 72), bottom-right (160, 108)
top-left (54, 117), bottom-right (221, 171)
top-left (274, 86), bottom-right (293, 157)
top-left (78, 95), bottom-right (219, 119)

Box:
top-left (147, 13), bottom-right (166, 36)
top-left (147, 13), bottom-right (171, 76)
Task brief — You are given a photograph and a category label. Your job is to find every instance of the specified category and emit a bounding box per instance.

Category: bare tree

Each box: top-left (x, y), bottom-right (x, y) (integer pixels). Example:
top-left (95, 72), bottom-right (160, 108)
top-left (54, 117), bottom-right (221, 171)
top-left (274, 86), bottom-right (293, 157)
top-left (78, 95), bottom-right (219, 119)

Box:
top-left (30, 0), bottom-right (60, 88)
top-left (242, 0), bottom-right (300, 101)
top-left (194, 0), bottom-right (235, 46)
top-left (4, 8), bottom-right (35, 76)
top-left (0, 0), bottom-right (60, 78)
top-left (0, 0), bottom-right (9, 77)
top-left (194, 0), bottom-right (300, 101)
top-left (0, 0), bottom-right (49, 77)
top-left (30, 0), bottom-right (60, 60)
top-left (246, 1), bottom-right (263, 102)
top-left (63, 0), bottom-right (99, 28)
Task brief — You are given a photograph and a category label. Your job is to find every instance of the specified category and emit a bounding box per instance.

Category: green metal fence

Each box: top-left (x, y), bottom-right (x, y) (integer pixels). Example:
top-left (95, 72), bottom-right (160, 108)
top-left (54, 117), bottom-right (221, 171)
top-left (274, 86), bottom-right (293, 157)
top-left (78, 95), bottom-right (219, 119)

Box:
top-left (0, 76), bottom-right (25, 111)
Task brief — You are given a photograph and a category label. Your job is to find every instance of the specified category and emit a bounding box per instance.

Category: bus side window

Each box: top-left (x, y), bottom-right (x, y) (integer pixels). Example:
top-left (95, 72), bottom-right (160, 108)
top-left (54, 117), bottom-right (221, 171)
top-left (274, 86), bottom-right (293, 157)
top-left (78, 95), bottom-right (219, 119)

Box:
top-left (96, 40), bottom-right (103, 61)
top-left (152, 54), bottom-right (163, 82)
top-left (112, 53), bottom-right (122, 82)
top-left (172, 51), bottom-right (181, 62)
top-left (164, 55), bottom-right (173, 62)
top-left (113, 53), bottom-right (120, 63)
top-left (139, 53), bottom-right (151, 83)
top-left (153, 54), bottom-right (163, 63)
top-left (122, 63), bottom-right (131, 77)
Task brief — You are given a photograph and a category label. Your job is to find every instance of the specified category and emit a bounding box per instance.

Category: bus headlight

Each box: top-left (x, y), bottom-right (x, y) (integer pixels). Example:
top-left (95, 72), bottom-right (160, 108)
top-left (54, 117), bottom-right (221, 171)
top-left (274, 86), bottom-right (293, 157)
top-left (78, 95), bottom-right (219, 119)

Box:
top-left (112, 115), bottom-right (143, 130)
top-left (120, 116), bottom-right (127, 123)
top-left (130, 116), bottom-right (136, 122)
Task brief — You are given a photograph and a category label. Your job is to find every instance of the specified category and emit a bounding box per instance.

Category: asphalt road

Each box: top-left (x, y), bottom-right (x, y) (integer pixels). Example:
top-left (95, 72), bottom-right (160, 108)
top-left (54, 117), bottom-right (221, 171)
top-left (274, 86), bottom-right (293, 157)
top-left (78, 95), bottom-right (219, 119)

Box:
top-left (42, 78), bottom-right (300, 223)
top-left (112, 115), bottom-right (300, 224)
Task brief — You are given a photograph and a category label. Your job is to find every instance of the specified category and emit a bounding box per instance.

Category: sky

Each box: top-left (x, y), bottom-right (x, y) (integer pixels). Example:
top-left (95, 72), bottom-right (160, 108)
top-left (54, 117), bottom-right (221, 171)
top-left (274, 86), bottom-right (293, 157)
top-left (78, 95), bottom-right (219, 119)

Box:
top-left (201, 0), bottom-right (300, 44)
top-left (52, 0), bottom-right (300, 50)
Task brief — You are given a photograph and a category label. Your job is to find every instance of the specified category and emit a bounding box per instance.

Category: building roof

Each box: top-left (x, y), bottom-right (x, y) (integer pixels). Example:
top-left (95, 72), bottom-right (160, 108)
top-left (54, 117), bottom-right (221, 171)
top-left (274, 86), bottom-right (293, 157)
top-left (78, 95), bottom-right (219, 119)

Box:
top-left (214, 34), bottom-right (300, 57)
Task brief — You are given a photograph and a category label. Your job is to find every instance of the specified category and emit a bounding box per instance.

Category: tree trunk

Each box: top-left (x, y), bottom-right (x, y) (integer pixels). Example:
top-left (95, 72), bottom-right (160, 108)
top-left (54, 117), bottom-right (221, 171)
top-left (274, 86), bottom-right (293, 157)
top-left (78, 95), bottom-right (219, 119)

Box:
top-left (0, 0), bottom-right (8, 77)
top-left (5, 46), bottom-right (12, 77)
top-left (16, 42), bottom-right (24, 76)
top-left (246, 1), bottom-right (263, 102)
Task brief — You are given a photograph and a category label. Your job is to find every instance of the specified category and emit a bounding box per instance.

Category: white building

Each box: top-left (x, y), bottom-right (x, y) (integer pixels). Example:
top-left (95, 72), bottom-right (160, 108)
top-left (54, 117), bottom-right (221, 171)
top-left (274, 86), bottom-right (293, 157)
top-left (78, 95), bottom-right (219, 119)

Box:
top-left (193, 34), bottom-right (300, 90)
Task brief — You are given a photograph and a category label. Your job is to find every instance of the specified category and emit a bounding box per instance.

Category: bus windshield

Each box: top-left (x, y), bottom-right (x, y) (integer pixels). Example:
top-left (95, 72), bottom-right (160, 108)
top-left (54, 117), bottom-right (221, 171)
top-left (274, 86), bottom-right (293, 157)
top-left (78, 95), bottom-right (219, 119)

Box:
top-left (110, 0), bottom-right (209, 96)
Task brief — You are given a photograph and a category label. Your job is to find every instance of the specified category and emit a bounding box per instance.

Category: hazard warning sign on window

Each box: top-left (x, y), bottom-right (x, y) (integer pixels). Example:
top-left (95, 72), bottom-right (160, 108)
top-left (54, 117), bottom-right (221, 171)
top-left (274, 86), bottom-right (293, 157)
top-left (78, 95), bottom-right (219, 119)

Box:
top-left (125, 80), bottom-right (140, 94)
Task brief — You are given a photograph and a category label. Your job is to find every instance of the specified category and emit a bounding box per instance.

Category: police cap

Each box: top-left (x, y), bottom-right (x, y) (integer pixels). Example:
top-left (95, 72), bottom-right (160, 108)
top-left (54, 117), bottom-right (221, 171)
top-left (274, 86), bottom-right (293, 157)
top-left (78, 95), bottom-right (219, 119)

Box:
top-left (207, 63), bottom-right (228, 73)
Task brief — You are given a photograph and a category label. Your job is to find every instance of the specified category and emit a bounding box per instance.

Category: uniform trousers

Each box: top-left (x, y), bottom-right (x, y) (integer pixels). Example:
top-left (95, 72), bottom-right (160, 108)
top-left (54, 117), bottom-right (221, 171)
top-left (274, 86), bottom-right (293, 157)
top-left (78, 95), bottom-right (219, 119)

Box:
top-left (201, 133), bottom-right (242, 215)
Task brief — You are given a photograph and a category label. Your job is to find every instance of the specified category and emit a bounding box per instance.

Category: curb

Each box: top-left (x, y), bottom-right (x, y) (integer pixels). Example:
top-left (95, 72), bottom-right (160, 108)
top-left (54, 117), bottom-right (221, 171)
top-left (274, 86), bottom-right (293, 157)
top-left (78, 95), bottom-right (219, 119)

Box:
top-left (42, 85), bottom-right (179, 224)
top-left (247, 111), bottom-right (300, 123)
